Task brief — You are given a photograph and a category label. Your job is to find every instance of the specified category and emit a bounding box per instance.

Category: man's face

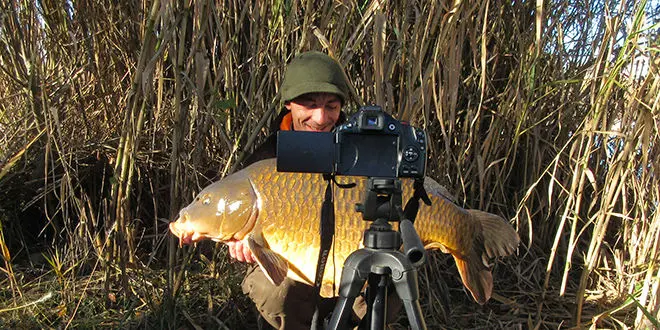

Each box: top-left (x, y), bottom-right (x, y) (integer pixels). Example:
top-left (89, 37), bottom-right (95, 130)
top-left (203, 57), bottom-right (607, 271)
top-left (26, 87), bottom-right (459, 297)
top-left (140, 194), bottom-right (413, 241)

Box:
top-left (285, 92), bottom-right (342, 132)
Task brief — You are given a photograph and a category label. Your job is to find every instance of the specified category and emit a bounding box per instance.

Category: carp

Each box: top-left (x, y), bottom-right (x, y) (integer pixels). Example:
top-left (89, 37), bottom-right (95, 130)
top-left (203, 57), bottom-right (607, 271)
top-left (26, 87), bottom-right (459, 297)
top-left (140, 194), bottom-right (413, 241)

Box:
top-left (169, 158), bottom-right (519, 304)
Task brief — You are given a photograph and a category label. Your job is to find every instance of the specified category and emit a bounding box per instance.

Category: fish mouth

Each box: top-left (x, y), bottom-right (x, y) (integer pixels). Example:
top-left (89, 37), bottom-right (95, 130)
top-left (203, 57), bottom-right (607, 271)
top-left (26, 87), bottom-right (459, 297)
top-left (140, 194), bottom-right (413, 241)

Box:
top-left (169, 220), bottom-right (208, 246)
top-left (168, 221), bottom-right (184, 238)
top-left (176, 231), bottom-right (195, 246)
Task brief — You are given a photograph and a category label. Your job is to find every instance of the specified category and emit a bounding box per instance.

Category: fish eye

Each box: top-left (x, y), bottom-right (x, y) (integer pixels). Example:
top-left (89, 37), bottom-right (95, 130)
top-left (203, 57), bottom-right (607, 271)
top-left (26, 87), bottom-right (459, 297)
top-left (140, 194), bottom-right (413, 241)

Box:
top-left (202, 197), bottom-right (211, 205)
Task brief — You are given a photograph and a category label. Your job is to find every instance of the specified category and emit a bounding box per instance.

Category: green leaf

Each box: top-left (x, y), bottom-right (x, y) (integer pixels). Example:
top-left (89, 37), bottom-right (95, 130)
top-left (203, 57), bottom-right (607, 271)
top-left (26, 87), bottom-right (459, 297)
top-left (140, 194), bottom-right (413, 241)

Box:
top-left (215, 98), bottom-right (237, 111)
top-left (630, 294), bottom-right (660, 328)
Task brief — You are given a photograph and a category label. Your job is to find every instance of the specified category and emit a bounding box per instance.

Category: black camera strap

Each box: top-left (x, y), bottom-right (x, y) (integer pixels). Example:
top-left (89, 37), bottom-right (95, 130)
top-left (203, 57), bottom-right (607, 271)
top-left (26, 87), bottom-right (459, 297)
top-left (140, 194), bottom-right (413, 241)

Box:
top-left (314, 175), bottom-right (335, 290)
top-left (403, 177), bottom-right (432, 223)
top-left (311, 174), bottom-right (355, 329)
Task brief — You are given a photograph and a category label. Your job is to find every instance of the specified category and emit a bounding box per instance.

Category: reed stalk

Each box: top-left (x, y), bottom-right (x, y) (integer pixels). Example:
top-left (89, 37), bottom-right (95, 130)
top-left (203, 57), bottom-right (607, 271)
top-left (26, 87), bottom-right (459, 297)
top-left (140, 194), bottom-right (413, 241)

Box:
top-left (0, 0), bottom-right (658, 328)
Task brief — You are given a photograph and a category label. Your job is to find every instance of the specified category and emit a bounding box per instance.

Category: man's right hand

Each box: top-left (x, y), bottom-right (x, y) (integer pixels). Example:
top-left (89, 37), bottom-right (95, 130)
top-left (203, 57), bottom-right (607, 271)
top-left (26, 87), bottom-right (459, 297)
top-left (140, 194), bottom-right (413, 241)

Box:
top-left (226, 239), bottom-right (256, 263)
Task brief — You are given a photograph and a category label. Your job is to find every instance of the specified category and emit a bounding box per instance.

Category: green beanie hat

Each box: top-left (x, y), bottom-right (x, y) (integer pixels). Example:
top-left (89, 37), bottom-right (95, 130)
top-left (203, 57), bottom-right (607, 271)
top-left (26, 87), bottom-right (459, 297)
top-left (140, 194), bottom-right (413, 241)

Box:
top-left (280, 51), bottom-right (350, 104)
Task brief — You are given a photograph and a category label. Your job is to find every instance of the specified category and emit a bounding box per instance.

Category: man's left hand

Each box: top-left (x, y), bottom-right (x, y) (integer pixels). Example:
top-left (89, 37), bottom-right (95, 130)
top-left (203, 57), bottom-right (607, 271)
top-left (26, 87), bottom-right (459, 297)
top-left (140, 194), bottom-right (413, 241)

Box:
top-left (226, 239), bottom-right (256, 263)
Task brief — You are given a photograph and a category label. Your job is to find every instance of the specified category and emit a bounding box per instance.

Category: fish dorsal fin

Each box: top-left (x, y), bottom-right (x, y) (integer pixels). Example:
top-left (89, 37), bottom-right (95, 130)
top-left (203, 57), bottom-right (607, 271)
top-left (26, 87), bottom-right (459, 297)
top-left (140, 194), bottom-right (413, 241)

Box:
top-left (246, 235), bottom-right (289, 286)
top-left (423, 177), bottom-right (458, 203)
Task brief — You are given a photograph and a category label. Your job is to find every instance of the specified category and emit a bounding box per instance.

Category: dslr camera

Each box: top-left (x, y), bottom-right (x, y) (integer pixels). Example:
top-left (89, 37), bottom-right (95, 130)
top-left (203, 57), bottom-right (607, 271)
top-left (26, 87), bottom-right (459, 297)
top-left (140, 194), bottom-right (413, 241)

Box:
top-left (277, 105), bottom-right (426, 178)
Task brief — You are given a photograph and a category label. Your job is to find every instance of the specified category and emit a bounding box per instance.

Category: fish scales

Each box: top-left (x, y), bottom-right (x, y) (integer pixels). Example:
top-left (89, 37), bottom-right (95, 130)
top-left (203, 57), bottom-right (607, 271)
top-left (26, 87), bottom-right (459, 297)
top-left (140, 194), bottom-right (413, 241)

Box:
top-left (170, 158), bottom-right (519, 303)
top-left (251, 165), bottom-right (475, 280)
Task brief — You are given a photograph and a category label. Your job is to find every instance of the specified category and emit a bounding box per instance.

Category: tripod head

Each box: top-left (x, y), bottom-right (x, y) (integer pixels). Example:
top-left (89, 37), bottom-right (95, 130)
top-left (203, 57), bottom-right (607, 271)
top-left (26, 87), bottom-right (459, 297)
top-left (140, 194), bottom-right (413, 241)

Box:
top-left (355, 178), bottom-right (403, 222)
top-left (355, 177), bottom-right (426, 268)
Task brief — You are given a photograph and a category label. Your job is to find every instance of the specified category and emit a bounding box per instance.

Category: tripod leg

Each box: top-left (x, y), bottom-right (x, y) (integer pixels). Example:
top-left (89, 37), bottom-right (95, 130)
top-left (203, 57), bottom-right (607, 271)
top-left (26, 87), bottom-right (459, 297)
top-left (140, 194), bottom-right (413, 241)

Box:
top-left (325, 296), bottom-right (357, 330)
top-left (363, 273), bottom-right (388, 330)
top-left (392, 269), bottom-right (427, 330)
top-left (401, 299), bottom-right (425, 330)
top-left (326, 261), bottom-right (369, 330)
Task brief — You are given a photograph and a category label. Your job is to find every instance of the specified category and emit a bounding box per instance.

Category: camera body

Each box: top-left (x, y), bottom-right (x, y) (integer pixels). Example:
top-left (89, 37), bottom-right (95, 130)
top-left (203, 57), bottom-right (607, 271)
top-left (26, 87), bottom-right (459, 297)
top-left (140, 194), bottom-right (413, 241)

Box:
top-left (277, 105), bottom-right (426, 178)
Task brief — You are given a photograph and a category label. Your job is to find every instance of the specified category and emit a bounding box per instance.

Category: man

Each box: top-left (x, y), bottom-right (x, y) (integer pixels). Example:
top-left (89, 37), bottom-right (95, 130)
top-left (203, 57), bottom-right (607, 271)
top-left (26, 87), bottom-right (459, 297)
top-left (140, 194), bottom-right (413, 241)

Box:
top-left (227, 51), bottom-right (399, 329)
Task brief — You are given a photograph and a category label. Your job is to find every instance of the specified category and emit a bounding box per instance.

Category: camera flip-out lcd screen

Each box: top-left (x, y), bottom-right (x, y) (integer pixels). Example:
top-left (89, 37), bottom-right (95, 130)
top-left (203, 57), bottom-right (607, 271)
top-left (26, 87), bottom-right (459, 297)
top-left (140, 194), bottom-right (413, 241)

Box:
top-left (277, 106), bottom-right (426, 178)
top-left (336, 134), bottom-right (397, 177)
top-left (276, 131), bottom-right (334, 174)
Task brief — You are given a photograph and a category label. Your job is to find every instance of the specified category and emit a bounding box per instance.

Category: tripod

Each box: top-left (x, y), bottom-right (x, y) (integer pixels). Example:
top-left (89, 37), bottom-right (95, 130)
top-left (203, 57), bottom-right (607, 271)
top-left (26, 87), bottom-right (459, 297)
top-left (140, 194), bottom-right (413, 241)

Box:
top-left (325, 178), bottom-right (428, 330)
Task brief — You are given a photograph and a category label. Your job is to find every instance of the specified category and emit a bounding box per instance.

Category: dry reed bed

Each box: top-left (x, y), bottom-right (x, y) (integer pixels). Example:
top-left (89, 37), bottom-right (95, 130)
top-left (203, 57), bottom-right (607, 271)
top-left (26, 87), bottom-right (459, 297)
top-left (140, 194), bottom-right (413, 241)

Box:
top-left (1, 0), bottom-right (658, 328)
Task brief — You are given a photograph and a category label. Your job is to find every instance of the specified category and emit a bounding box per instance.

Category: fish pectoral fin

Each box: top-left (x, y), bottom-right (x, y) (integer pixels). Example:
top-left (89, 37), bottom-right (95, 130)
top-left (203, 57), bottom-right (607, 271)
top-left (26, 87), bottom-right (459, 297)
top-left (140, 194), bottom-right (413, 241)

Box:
top-left (246, 236), bottom-right (289, 286)
top-left (424, 242), bottom-right (451, 254)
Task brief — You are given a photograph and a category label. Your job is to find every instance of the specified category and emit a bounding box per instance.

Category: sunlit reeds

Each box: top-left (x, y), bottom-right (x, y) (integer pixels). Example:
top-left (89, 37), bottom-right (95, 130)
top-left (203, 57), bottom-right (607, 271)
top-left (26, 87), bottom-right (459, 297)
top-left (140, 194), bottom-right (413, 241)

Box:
top-left (0, 0), bottom-right (658, 328)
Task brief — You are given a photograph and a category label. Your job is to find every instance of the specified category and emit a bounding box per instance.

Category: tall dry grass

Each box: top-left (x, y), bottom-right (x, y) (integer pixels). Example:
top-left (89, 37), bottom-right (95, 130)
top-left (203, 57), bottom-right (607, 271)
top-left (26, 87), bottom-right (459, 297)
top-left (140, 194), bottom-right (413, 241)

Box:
top-left (1, 0), bottom-right (658, 328)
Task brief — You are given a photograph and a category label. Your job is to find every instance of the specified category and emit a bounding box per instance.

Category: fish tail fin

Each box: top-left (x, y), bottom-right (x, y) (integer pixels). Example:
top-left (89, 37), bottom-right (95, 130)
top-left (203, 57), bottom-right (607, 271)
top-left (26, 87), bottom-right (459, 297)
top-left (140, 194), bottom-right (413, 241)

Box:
top-left (452, 210), bottom-right (519, 304)
top-left (451, 249), bottom-right (493, 305)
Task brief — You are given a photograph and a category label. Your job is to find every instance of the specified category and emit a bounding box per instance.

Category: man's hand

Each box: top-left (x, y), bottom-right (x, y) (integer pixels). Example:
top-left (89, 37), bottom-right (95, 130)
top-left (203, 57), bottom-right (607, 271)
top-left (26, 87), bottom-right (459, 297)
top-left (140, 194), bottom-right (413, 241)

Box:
top-left (226, 239), bottom-right (256, 263)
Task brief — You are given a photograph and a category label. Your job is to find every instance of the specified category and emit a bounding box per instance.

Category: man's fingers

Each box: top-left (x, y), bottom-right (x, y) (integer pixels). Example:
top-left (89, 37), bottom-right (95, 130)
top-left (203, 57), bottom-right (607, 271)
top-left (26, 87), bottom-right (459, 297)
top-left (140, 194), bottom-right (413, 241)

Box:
top-left (227, 241), bottom-right (242, 261)
top-left (234, 242), bottom-right (246, 262)
top-left (226, 240), bottom-right (256, 263)
top-left (242, 242), bottom-right (256, 263)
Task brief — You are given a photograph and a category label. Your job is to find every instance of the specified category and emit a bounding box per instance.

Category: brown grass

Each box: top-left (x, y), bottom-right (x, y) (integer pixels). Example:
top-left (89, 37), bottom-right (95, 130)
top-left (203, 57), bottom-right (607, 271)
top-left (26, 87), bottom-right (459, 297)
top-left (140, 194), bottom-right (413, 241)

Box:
top-left (1, 0), bottom-right (658, 328)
